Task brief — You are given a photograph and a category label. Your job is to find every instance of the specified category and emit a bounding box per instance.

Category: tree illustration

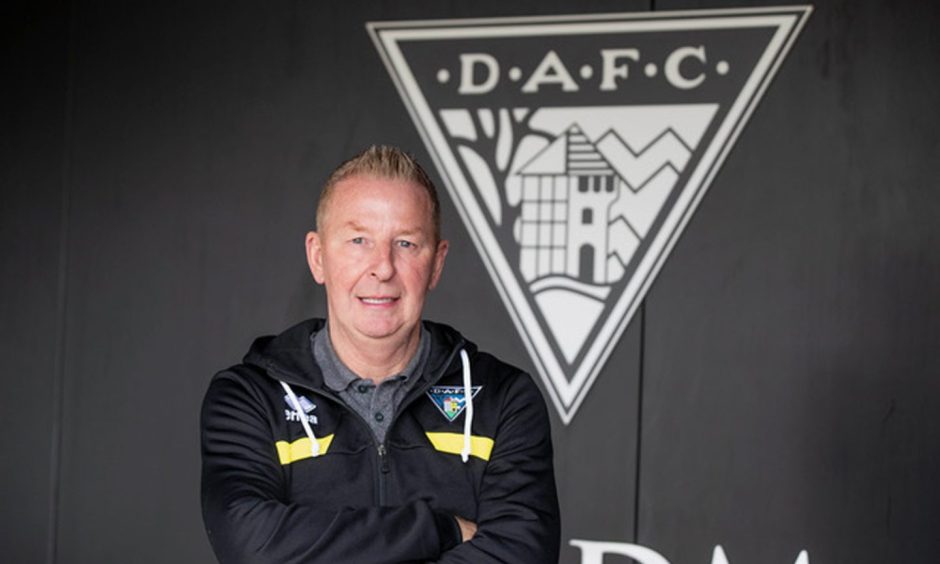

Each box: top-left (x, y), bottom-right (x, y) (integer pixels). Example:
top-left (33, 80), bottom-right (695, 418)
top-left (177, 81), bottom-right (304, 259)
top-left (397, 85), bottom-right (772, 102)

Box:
top-left (449, 107), bottom-right (553, 244)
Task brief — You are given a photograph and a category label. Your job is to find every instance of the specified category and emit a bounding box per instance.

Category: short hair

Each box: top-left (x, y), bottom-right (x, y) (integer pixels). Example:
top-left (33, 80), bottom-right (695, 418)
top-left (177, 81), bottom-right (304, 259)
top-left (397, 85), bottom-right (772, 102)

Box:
top-left (316, 145), bottom-right (442, 241)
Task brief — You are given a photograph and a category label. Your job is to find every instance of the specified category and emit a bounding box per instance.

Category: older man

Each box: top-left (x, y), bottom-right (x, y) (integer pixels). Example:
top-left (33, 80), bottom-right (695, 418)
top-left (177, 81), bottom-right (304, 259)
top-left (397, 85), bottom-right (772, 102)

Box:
top-left (201, 146), bottom-right (560, 563)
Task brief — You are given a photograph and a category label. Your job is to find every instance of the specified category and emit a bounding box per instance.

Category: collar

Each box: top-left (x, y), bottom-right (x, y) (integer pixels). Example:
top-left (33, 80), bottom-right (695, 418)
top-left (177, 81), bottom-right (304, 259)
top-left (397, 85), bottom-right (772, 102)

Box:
top-left (311, 325), bottom-right (431, 392)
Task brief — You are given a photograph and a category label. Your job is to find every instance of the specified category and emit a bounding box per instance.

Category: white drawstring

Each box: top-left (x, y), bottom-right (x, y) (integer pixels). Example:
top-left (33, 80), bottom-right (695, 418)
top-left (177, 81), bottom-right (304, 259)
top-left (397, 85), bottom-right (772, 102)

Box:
top-left (280, 381), bottom-right (320, 457)
top-left (459, 349), bottom-right (473, 463)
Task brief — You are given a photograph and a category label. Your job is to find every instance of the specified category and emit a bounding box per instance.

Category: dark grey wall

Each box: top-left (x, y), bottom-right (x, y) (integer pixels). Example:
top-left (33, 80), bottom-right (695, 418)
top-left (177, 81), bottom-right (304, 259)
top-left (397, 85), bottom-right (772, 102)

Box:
top-left (2, 2), bottom-right (69, 562)
top-left (2, 1), bottom-right (937, 563)
top-left (640, 2), bottom-right (940, 562)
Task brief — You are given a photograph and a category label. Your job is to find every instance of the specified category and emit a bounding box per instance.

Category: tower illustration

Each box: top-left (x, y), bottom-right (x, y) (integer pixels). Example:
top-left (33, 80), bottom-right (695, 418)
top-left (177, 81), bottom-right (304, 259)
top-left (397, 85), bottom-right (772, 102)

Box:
top-left (516, 125), bottom-right (620, 284)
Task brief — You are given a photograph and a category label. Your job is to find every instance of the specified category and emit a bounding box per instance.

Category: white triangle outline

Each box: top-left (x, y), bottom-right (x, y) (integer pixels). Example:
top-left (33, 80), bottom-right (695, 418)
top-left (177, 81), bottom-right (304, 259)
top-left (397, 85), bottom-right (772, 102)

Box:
top-left (368, 6), bottom-right (812, 424)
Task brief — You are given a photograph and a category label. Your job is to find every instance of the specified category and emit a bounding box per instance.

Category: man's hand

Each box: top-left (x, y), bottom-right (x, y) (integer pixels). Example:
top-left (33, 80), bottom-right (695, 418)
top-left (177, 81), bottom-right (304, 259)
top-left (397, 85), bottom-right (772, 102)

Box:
top-left (455, 516), bottom-right (477, 542)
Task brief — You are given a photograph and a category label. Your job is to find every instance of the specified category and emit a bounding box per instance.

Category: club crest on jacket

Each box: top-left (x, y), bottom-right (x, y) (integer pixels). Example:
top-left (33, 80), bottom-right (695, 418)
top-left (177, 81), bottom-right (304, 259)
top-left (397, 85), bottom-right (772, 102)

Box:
top-left (427, 385), bottom-right (482, 422)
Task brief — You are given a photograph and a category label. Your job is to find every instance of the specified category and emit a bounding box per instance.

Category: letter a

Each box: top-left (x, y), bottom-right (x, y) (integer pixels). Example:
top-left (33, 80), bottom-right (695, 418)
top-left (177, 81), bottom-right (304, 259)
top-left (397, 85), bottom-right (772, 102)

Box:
top-left (521, 50), bottom-right (579, 93)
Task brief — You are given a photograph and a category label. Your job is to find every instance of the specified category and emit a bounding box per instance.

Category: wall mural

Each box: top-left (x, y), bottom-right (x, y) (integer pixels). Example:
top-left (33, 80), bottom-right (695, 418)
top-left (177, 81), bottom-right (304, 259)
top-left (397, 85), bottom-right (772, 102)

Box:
top-left (369, 6), bottom-right (812, 423)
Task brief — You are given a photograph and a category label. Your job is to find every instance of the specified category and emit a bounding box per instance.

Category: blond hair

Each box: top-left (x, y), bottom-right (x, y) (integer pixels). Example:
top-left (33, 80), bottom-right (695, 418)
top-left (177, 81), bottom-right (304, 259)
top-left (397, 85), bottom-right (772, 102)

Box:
top-left (316, 145), bottom-right (441, 241)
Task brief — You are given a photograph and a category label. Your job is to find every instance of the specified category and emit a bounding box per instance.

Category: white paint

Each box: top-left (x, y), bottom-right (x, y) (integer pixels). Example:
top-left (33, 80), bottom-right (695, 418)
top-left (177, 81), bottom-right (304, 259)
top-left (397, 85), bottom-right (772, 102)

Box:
top-left (600, 48), bottom-right (641, 90)
top-left (368, 6), bottom-right (813, 423)
top-left (570, 540), bottom-right (670, 564)
top-left (522, 50), bottom-right (580, 93)
top-left (458, 53), bottom-right (499, 94)
top-left (665, 45), bottom-right (707, 89)
top-left (571, 540), bottom-right (811, 564)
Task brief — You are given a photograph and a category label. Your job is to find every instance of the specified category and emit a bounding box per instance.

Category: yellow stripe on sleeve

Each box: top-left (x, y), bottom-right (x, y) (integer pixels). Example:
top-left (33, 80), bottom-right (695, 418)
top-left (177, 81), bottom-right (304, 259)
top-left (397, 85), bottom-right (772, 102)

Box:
top-left (425, 432), bottom-right (494, 461)
top-left (275, 434), bottom-right (335, 465)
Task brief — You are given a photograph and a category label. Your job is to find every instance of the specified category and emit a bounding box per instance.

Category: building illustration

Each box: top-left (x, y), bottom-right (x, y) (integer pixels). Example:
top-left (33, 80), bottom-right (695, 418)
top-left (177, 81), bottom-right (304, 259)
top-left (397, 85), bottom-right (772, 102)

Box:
top-left (438, 106), bottom-right (700, 370)
top-left (515, 122), bottom-right (693, 288)
top-left (515, 125), bottom-right (621, 284)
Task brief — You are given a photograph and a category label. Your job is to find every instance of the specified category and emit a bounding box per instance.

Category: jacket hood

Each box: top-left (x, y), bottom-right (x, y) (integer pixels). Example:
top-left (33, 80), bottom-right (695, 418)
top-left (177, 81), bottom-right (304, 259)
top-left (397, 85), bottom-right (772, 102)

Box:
top-left (243, 318), bottom-right (475, 389)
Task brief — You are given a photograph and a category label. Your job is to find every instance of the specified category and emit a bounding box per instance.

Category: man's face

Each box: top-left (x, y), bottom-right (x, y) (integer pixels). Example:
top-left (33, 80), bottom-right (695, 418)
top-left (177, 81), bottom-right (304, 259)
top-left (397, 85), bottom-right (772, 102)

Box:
top-left (306, 175), bottom-right (448, 348)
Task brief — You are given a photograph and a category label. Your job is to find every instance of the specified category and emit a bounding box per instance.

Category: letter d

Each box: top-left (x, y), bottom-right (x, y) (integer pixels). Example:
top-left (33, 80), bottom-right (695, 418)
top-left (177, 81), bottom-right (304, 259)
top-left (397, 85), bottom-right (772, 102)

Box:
top-left (570, 539), bottom-right (670, 564)
top-left (458, 53), bottom-right (499, 94)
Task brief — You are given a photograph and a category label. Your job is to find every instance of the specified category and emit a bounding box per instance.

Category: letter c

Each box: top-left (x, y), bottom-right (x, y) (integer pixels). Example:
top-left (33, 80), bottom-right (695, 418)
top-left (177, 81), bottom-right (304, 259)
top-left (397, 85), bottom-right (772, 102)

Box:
top-left (665, 45), bottom-right (707, 89)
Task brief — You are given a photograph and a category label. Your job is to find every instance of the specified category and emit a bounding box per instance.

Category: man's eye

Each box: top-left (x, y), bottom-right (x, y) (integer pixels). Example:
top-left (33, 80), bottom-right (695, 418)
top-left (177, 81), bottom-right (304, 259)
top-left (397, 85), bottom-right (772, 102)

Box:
top-left (351, 237), bottom-right (364, 244)
top-left (397, 240), bottom-right (415, 249)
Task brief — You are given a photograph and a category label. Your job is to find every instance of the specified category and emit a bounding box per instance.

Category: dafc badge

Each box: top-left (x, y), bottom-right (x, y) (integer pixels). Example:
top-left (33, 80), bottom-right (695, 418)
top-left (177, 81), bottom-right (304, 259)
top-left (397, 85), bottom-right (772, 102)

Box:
top-left (427, 385), bottom-right (482, 422)
top-left (369, 6), bottom-right (811, 423)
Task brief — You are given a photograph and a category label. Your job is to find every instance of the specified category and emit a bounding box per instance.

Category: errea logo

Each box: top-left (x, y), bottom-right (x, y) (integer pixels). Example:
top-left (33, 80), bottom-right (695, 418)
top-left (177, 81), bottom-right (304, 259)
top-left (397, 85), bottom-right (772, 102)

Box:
top-left (283, 394), bottom-right (318, 425)
top-left (369, 6), bottom-right (811, 423)
top-left (284, 409), bottom-right (318, 425)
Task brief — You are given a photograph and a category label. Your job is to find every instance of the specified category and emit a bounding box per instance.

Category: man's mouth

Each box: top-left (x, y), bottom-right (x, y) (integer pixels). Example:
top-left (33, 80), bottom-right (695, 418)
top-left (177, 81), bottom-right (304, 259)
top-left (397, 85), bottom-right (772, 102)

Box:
top-left (359, 297), bottom-right (397, 305)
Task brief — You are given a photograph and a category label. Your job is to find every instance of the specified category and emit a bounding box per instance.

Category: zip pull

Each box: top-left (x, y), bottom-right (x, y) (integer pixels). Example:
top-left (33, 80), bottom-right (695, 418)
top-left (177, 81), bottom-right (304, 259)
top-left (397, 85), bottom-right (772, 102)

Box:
top-left (377, 444), bottom-right (390, 473)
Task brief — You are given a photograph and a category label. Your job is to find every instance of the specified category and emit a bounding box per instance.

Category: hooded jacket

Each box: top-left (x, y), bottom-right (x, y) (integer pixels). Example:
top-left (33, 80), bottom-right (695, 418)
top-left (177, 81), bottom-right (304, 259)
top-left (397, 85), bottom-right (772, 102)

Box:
top-left (201, 319), bottom-right (560, 563)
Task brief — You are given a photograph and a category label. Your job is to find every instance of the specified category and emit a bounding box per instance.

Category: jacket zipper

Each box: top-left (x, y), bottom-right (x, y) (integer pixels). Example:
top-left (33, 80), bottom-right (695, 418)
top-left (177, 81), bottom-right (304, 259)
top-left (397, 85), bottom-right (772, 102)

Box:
top-left (377, 443), bottom-right (390, 505)
top-left (267, 339), bottom-right (464, 508)
top-left (373, 341), bottom-right (465, 506)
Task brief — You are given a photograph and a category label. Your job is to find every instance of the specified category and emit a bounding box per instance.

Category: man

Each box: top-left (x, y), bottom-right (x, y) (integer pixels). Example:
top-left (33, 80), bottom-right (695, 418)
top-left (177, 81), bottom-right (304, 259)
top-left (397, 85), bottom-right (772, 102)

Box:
top-left (201, 146), bottom-right (560, 563)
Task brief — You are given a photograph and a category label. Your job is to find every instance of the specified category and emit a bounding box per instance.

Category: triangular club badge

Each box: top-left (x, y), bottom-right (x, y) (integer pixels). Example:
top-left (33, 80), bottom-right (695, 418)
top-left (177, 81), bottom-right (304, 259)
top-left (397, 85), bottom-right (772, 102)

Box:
top-left (369, 6), bottom-right (811, 424)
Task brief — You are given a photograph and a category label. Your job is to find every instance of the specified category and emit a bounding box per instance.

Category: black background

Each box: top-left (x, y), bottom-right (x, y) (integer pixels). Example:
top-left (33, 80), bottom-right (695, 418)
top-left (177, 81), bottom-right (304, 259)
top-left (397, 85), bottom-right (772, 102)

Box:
top-left (3, 1), bottom-right (938, 563)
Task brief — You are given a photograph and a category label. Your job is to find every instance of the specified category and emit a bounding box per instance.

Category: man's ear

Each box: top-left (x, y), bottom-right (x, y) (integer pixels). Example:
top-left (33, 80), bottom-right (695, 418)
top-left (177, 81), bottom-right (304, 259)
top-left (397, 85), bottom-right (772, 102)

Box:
top-left (305, 231), bottom-right (325, 285)
top-left (428, 239), bottom-right (449, 290)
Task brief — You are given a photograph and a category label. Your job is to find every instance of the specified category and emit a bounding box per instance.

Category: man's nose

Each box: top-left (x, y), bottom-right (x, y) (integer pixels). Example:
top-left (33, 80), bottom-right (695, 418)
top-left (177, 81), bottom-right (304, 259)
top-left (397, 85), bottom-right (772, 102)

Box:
top-left (369, 243), bottom-right (396, 280)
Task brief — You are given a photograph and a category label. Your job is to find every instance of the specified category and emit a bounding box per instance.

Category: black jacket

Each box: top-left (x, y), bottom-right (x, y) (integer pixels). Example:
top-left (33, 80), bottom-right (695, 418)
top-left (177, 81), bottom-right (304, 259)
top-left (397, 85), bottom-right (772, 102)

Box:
top-left (201, 319), bottom-right (560, 563)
